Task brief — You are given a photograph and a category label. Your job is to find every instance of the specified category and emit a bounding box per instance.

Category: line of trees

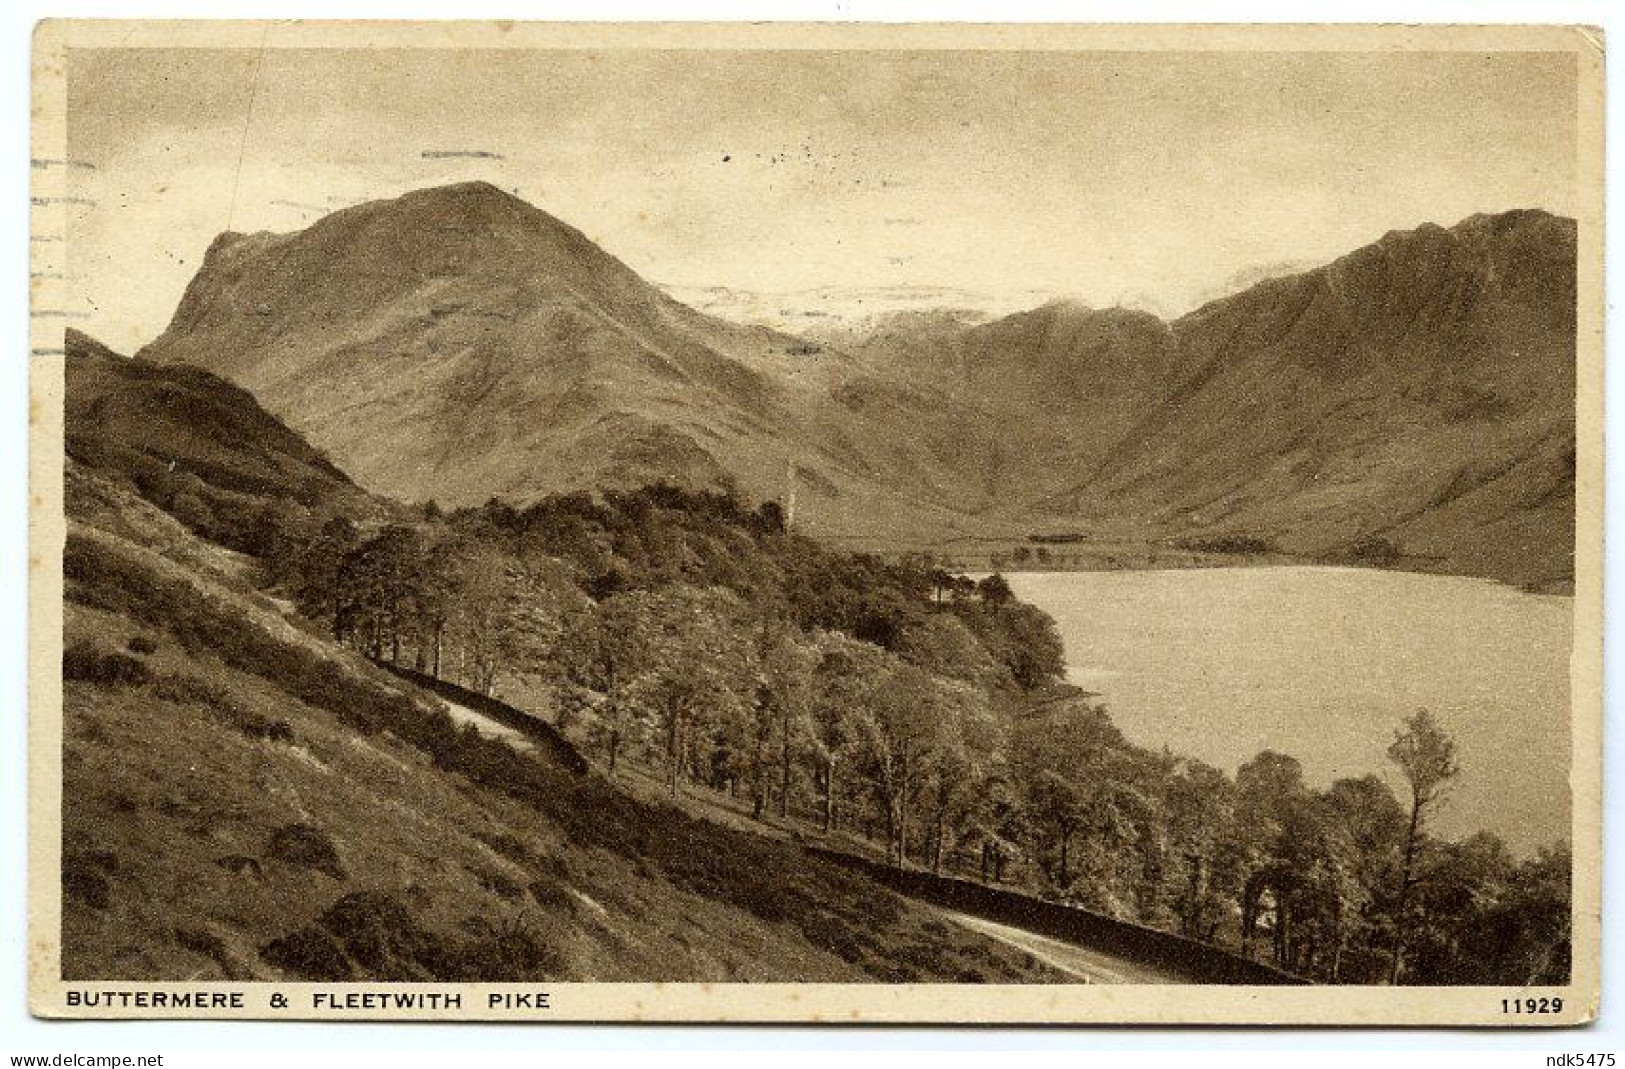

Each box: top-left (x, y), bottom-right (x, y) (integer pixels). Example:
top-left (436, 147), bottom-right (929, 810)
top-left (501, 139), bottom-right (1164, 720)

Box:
top-left (250, 483), bottom-right (1569, 987)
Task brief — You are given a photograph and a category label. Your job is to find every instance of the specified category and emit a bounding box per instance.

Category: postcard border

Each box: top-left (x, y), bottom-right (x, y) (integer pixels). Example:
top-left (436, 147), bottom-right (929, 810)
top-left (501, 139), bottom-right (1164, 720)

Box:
top-left (27, 19), bottom-right (1606, 1026)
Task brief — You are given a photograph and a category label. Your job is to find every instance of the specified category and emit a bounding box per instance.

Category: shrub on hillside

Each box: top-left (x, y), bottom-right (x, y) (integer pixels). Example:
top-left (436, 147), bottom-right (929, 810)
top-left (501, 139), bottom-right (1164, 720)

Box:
top-left (446, 914), bottom-right (566, 979)
top-left (262, 891), bottom-right (565, 981)
top-left (472, 829), bottom-right (533, 866)
top-left (266, 823), bottom-right (346, 881)
top-left (526, 877), bottom-right (579, 915)
top-left (63, 641), bottom-right (153, 687)
top-left (154, 672), bottom-right (295, 743)
top-left (167, 487), bottom-right (216, 536)
top-left (259, 924), bottom-right (354, 980)
top-left (468, 867), bottom-right (525, 901)
top-left (1346, 534), bottom-right (1403, 567)
top-left (62, 849), bottom-right (119, 911)
top-left (260, 893), bottom-right (429, 981)
top-left (152, 672), bottom-right (231, 707)
top-left (312, 891), bottom-right (439, 978)
top-left (173, 925), bottom-right (249, 980)
top-left (1179, 534), bottom-right (1275, 556)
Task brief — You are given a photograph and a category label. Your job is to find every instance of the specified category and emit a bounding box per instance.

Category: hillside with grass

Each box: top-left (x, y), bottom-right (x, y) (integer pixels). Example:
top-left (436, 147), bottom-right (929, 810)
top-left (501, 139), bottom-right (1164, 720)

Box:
top-left (61, 333), bottom-right (1571, 987)
top-left (62, 475), bottom-right (1068, 983)
top-left (59, 335), bottom-right (1083, 983)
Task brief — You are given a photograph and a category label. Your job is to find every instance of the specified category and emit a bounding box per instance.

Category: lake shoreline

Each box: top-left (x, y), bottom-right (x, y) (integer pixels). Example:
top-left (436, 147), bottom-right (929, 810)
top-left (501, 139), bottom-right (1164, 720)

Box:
top-left (961, 555), bottom-right (1575, 597)
top-left (997, 565), bottom-right (1572, 855)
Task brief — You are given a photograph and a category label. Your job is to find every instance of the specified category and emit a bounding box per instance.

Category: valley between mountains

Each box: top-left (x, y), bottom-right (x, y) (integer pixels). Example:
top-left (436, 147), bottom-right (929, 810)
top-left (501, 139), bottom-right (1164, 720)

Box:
top-left (136, 182), bottom-right (1576, 591)
top-left (54, 181), bottom-right (1576, 988)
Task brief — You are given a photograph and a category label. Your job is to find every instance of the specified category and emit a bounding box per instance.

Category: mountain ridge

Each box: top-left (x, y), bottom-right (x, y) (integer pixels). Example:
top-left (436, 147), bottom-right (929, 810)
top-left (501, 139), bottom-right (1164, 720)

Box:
top-left (140, 182), bottom-right (997, 540)
top-left (1061, 208), bottom-right (1576, 588)
top-left (65, 327), bottom-right (359, 508)
top-left (136, 184), bottom-right (1576, 588)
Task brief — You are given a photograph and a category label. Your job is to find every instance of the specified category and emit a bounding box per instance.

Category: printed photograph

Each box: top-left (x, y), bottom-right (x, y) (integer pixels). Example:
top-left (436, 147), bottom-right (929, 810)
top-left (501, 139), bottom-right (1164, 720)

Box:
top-left (30, 23), bottom-right (1600, 1020)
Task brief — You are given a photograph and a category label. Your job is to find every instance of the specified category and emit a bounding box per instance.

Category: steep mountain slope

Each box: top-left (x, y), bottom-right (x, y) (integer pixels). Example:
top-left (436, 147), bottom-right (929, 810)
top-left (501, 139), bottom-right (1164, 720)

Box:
top-left (1059, 210), bottom-right (1576, 589)
top-left (65, 328), bottom-right (358, 508)
top-left (840, 211), bottom-right (1576, 587)
top-left (63, 329), bottom-right (382, 570)
top-left (844, 301), bottom-right (1191, 503)
top-left (139, 182), bottom-right (983, 540)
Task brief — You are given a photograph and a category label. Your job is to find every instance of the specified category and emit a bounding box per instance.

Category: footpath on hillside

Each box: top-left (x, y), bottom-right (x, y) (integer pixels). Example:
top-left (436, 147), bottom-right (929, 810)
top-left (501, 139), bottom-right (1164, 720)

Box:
top-left (936, 912), bottom-right (1186, 984)
top-left (380, 661), bottom-right (1304, 987)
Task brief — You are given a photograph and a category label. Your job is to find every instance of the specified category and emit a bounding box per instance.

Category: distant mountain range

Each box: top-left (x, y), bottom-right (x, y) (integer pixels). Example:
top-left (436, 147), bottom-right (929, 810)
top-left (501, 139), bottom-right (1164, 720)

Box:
top-left (131, 182), bottom-right (1576, 589)
top-left (656, 281), bottom-right (1067, 335)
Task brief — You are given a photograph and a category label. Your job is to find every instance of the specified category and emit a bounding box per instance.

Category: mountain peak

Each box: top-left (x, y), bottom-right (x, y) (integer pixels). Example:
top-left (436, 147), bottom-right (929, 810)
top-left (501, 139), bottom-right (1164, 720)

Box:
top-left (1022, 298), bottom-right (1169, 333)
top-left (1457, 206), bottom-right (1564, 229)
top-left (63, 327), bottom-right (109, 358)
top-left (1371, 207), bottom-right (1573, 250)
top-left (1451, 207), bottom-right (1575, 250)
top-left (426, 179), bottom-right (513, 198)
top-left (393, 179), bottom-right (531, 213)
top-left (146, 180), bottom-right (654, 369)
top-left (339, 180), bottom-right (556, 237)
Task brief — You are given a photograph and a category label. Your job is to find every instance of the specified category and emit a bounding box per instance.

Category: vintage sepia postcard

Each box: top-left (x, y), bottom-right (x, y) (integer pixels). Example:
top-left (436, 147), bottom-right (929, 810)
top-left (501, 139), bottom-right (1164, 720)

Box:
top-left (27, 21), bottom-right (1603, 1025)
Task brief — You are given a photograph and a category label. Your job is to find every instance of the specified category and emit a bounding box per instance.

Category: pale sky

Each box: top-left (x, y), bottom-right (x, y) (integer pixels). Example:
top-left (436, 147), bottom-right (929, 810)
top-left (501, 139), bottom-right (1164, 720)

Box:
top-left (64, 46), bottom-right (1577, 351)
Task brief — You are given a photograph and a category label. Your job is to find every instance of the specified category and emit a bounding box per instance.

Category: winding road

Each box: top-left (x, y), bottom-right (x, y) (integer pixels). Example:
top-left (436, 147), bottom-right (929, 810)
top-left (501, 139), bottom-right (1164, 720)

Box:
top-left (938, 910), bottom-right (1186, 984)
top-left (438, 693), bottom-right (533, 750)
top-left (421, 676), bottom-right (1241, 985)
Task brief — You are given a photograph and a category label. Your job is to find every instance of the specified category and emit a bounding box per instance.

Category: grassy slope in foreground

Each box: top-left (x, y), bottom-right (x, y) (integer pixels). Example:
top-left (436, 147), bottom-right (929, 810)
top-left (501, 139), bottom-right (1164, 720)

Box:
top-left (59, 465), bottom-right (1066, 984)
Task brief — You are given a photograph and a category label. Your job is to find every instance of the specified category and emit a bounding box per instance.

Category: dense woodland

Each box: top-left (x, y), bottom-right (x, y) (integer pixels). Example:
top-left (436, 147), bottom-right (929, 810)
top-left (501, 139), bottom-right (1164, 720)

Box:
top-left (165, 477), bottom-right (1562, 988)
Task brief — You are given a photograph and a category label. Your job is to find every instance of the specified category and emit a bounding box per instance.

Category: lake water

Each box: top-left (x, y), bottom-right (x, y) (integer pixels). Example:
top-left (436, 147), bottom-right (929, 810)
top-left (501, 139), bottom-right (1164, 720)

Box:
top-left (1002, 567), bottom-right (1573, 853)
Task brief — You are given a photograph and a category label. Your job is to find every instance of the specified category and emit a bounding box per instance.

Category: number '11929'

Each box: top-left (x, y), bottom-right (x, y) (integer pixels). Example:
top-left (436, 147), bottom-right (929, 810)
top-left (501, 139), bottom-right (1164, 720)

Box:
top-left (1503, 996), bottom-right (1563, 1014)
